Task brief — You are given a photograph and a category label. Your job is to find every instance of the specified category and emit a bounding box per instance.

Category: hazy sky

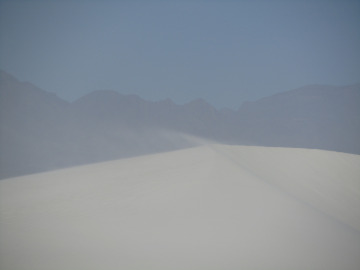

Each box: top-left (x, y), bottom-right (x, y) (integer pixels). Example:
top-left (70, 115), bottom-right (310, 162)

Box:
top-left (0, 0), bottom-right (359, 109)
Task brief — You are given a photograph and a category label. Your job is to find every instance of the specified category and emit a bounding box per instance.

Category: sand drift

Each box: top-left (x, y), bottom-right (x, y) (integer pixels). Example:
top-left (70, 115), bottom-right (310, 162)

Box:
top-left (1, 144), bottom-right (360, 270)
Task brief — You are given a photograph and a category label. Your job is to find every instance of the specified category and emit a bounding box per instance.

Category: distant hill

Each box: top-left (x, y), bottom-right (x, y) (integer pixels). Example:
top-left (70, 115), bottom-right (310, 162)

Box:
top-left (234, 84), bottom-right (360, 153)
top-left (1, 70), bottom-right (359, 179)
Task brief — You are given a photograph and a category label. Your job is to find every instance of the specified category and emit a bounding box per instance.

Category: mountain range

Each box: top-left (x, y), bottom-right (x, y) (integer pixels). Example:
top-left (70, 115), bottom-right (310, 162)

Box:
top-left (1, 70), bottom-right (359, 179)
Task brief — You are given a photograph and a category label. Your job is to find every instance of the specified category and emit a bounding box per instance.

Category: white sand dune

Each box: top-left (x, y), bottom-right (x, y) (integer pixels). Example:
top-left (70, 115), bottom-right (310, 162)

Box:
top-left (1, 144), bottom-right (360, 270)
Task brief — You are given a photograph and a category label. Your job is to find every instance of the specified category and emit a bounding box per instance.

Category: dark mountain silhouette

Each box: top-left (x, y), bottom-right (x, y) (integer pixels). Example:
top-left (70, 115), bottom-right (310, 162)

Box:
top-left (0, 71), bottom-right (71, 178)
top-left (1, 70), bottom-right (359, 179)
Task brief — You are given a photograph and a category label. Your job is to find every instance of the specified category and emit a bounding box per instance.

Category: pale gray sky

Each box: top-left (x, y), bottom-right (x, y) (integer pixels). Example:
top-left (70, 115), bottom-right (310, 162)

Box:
top-left (1, 0), bottom-right (359, 109)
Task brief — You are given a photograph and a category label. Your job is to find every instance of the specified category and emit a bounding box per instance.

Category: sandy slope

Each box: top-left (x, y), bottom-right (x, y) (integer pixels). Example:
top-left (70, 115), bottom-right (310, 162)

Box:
top-left (1, 144), bottom-right (359, 270)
